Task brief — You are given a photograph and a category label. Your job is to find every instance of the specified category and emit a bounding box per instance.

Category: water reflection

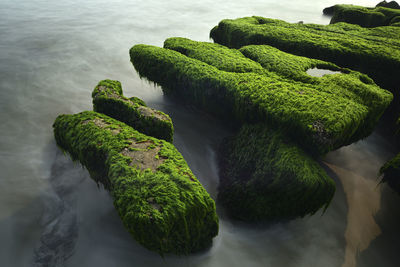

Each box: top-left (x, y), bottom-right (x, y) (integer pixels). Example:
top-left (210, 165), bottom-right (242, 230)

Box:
top-left (32, 149), bottom-right (83, 267)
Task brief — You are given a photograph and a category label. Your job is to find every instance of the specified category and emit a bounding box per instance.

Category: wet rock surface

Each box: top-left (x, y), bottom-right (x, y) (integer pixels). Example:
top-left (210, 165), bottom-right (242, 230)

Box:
top-left (53, 111), bottom-right (218, 254)
top-left (92, 79), bottom-right (174, 142)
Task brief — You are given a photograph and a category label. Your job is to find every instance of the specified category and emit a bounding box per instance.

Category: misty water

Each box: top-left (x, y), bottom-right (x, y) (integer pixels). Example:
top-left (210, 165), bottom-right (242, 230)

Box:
top-left (306, 68), bottom-right (342, 77)
top-left (1, 0), bottom-right (399, 266)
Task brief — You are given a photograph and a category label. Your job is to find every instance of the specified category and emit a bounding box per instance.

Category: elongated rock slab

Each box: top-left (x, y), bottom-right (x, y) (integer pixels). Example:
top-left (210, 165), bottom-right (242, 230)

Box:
top-left (92, 79), bottom-right (174, 142)
top-left (210, 16), bottom-right (400, 95)
top-left (53, 111), bottom-right (218, 254)
top-left (218, 124), bottom-right (335, 221)
top-left (130, 38), bottom-right (392, 154)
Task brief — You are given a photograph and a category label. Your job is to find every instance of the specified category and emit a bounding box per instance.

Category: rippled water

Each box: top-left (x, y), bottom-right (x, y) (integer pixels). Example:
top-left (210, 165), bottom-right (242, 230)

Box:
top-left (1, 0), bottom-right (399, 266)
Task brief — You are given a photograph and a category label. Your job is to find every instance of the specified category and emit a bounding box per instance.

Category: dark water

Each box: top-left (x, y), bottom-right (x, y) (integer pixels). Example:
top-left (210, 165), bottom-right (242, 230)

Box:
top-left (1, 0), bottom-right (399, 266)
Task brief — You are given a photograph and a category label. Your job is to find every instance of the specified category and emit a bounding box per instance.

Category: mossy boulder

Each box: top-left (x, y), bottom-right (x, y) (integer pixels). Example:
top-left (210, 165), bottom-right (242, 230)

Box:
top-left (380, 153), bottom-right (400, 193)
top-left (92, 79), bottom-right (174, 142)
top-left (376, 1), bottom-right (400, 9)
top-left (53, 111), bottom-right (218, 254)
top-left (323, 4), bottom-right (400, 27)
top-left (130, 37), bottom-right (392, 154)
top-left (218, 124), bottom-right (335, 221)
top-left (210, 16), bottom-right (400, 98)
top-left (323, 6), bottom-right (335, 16)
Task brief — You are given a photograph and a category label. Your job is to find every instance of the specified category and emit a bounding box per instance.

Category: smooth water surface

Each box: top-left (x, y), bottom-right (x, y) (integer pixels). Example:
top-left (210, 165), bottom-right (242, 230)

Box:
top-left (306, 68), bottom-right (342, 77)
top-left (1, 0), bottom-right (399, 266)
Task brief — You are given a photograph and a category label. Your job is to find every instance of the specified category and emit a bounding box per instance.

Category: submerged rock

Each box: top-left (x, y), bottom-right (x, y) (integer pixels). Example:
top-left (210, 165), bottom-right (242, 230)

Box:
top-left (218, 124), bottom-right (335, 221)
top-left (53, 111), bottom-right (218, 254)
top-left (324, 4), bottom-right (400, 27)
top-left (130, 37), bottom-right (392, 154)
top-left (210, 16), bottom-right (400, 99)
top-left (380, 116), bottom-right (400, 193)
top-left (92, 79), bottom-right (174, 142)
top-left (380, 153), bottom-right (400, 193)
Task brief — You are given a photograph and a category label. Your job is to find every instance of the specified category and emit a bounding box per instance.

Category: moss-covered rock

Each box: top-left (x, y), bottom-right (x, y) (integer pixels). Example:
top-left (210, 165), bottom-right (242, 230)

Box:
top-left (218, 124), bottom-right (335, 221)
top-left (376, 1), bottom-right (400, 9)
top-left (92, 79), bottom-right (174, 142)
top-left (323, 4), bottom-right (400, 27)
top-left (131, 37), bottom-right (392, 154)
top-left (53, 111), bottom-right (218, 254)
top-left (380, 153), bottom-right (400, 193)
top-left (390, 15), bottom-right (400, 25)
top-left (210, 16), bottom-right (400, 97)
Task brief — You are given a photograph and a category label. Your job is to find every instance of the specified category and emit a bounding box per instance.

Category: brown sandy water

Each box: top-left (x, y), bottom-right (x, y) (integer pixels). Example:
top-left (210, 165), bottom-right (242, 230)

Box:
top-left (323, 132), bottom-right (398, 267)
top-left (325, 163), bottom-right (382, 267)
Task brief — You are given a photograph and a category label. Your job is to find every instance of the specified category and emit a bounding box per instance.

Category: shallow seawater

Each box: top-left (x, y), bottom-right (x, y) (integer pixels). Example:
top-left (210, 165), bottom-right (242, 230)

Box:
top-left (1, 0), bottom-right (399, 267)
top-left (306, 68), bottom-right (342, 77)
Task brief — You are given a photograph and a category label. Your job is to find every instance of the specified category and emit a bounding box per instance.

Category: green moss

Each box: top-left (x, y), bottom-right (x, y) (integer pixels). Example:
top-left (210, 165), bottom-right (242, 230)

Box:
top-left (239, 45), bottom-right (339, 81)
top-left (324, 4), bottom-right (400, 27)
top-left (92, 79), bottom-right (174, 142)
top-left (390, 15), bottom-right (400, 25)
top-left (164, 37), bottom-right (265, 74)
top-left (210, 16), bottom-right (400, 96)
top-left (53, 111), bottom-right (218, 254)
top-left (380, 153), bottom-right (400, 193)
top-left (218, 124), bottom-right (335, 221)
top-left (130, 38), bottom-right (392, 154)
top-left (129, 96), bottom-right (147, 106)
